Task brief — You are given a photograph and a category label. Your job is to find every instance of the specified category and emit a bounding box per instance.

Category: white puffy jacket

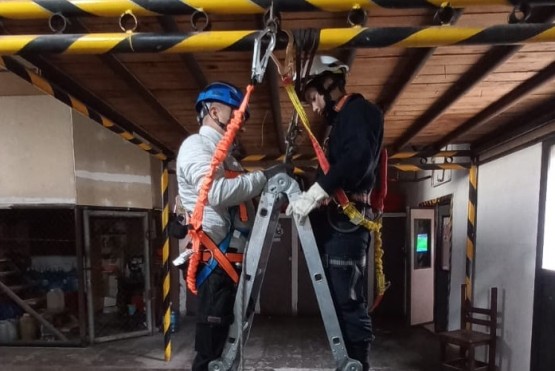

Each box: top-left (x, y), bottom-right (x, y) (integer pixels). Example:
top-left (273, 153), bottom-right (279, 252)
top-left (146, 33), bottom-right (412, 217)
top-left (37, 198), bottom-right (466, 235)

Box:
top-left (176, 125), bottom-right (267, 251)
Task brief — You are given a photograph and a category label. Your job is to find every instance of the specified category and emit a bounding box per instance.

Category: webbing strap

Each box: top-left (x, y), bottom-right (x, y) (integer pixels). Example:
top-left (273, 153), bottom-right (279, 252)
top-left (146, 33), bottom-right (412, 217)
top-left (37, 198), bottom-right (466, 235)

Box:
top-left (197, 231), bottom-right (239, 284)
top-left (196, 232), bottom-right (234, 287)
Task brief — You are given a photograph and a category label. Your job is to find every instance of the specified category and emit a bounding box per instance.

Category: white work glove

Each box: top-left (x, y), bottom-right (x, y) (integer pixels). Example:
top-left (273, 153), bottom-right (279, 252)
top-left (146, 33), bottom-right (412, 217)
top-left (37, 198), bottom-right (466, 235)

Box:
top-left (286, 182), bottom-right (329, 224)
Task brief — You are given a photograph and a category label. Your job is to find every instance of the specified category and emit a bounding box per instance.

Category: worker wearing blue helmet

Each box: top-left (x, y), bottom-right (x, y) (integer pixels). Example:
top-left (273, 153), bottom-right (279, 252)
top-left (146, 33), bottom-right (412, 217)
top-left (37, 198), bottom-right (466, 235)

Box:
top-left (177, 81), bottom-right (287, 371)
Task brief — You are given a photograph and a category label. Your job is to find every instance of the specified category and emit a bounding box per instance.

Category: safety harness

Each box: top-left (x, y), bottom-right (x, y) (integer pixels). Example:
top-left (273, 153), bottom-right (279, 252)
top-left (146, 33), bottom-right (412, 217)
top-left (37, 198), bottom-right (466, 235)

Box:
top-left (186, 85), bottom-right (255, 295)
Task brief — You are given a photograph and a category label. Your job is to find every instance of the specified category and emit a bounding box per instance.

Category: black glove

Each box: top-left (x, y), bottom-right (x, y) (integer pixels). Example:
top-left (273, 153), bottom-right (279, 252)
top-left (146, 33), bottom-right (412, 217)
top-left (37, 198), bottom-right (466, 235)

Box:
top-left (263, 163), bottom-right (293, 180)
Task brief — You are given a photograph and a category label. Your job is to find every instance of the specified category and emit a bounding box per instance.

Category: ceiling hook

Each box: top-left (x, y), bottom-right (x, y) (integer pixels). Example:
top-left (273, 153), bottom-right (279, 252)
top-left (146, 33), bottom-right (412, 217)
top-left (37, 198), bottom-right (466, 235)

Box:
top-left (119, 10), bottom-right (138, 33)
top-left (191, 10), bottom-right (211, 32)
top-left (347, 5), bottom-right (368, 27)
top-left (48, 13), bottom-right (69, 34)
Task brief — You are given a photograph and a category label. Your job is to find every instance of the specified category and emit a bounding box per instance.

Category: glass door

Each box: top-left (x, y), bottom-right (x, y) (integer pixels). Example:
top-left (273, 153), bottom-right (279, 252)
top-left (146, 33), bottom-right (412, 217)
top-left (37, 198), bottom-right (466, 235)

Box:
top-left (409, 208), bottom-right (435, 326)
top-left (83, 210), bottom-right (152, 343)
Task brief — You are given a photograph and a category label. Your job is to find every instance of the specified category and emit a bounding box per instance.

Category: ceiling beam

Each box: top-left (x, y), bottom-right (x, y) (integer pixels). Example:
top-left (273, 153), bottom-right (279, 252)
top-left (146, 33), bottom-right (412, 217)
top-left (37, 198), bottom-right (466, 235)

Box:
top-left (390, 8), bottom-right (555, 152)
top-left (431, 60), bottom-right (555, 151)
top-left (98, 53), bottom-right (190, 135)
top-left (0, 21), bottom-right (175, 157)
top-left (157, 15), bottom-right (207, 90)
top-left (376, 10), bottom-right (463, 113)
top-left (24, 54), bottom-right (175, 157)
top-left (472, 98), bottom-right (555, 154)
top-left (69, 19), bottom-right (189, 137)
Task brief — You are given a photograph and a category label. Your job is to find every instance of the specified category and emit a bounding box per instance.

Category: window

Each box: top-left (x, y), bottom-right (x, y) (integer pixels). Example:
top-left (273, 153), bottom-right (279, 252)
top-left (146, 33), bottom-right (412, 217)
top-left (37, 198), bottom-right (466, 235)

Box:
top-left (543, 144), bottom-right (555, 271)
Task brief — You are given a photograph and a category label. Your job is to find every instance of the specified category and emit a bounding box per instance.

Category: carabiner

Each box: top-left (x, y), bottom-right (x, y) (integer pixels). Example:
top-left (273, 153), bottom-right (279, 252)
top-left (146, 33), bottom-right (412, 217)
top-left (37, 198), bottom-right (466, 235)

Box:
top-left (251, 27), bottom-right (277, 84)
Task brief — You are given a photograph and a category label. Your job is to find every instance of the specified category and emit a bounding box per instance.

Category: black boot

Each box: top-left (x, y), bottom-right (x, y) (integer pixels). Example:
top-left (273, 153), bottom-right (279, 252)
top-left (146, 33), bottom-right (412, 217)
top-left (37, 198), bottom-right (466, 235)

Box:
top-left (347, 342), bottom-right (370, 371)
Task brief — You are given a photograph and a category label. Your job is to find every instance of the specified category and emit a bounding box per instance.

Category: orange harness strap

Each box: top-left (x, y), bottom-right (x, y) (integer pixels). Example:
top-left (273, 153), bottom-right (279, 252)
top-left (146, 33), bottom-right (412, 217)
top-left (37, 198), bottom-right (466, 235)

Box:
top-left (198, 231), bottom-right (239, 283)
top-left (200, 250), bottom-right (243, 264)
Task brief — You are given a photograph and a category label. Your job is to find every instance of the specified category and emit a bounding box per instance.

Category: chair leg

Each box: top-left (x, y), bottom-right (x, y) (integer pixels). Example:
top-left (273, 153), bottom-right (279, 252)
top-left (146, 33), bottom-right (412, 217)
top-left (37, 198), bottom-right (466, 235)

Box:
top-left (488, 342), bottom-right (496, 371)
top-left (440, 341), bottom-right (446, 362)
top-left (468, 346), bottom-right (475, 371)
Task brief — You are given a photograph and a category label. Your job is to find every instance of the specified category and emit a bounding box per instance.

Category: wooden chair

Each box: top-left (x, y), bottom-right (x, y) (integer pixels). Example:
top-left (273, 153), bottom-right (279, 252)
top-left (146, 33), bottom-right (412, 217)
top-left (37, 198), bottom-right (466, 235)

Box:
top-left (438, 284), bottom-right (498, 371)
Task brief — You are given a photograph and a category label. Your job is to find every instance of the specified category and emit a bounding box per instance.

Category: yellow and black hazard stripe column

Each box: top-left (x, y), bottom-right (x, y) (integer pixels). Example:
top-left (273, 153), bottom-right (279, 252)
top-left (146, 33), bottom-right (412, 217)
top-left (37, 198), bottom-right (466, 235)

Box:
top-left (161, 161), bottom-right (171, 361)
top-left (465, 161), bottom-right (478, 301)
top-left (0, 56), bottom-right (167, 160)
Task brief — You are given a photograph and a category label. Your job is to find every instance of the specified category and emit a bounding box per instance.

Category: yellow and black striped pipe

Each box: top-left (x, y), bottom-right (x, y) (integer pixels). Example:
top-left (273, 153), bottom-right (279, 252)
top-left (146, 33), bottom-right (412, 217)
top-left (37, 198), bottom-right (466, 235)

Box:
top-left (0, 0), bottom-right (551, 19)
top-left (465, 163), bottom-right (478, 301)
top-left (4, 24), bottom-right (555, 54)
top-left (161, 161), bottom-right (171, 361)
top-left (390, 162), bottom-right (471, 172)
top-left (389, 150), bottom-right (472, 161)
top-left (0, 56), bottom-right (167, 160)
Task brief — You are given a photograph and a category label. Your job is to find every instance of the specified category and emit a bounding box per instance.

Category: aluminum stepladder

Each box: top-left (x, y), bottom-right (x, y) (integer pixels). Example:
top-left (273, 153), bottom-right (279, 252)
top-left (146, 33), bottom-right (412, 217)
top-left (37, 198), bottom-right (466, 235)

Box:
top-left (208, 173), bottom-right (362, 371)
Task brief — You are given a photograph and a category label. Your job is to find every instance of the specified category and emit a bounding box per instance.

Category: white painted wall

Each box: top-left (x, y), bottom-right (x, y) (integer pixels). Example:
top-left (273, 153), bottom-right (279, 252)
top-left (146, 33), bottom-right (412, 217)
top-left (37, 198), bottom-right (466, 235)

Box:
top-left (72, 111), bottom-right (153, 208)
top-left (403, 144), bottom-right (543, 371)
top-left (0, 95), bottom-right (76, 206)
top-left (475, 144), bottom-right (541, 371)
top-left (0, 92), bottom-right (163, 209)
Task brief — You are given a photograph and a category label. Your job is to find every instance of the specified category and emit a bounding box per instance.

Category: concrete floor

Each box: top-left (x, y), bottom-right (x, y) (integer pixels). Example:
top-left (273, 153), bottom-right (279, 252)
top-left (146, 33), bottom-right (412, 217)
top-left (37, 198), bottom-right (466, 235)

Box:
top-left (0, 315), bottom-right (440, 371)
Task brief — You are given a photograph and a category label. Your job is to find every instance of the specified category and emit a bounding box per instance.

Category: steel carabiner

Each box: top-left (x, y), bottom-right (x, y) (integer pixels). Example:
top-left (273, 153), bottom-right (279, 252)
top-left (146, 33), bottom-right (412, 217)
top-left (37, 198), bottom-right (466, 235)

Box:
top-left (251, 27), bottom-right (277, 84)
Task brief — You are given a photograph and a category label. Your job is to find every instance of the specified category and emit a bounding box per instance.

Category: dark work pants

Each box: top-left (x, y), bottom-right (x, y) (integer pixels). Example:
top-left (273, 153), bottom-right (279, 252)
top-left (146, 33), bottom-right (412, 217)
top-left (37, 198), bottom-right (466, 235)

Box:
top-left (313, 210), bottom-right (374, 371)
top-left (192, 267), bottom-right (236, 371)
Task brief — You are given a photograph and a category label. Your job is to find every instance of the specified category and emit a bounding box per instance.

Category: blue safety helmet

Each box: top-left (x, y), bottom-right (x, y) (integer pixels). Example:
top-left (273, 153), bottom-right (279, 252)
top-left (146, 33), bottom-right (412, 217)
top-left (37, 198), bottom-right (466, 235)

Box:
top-left (195, 82), bottom-right (249, 125)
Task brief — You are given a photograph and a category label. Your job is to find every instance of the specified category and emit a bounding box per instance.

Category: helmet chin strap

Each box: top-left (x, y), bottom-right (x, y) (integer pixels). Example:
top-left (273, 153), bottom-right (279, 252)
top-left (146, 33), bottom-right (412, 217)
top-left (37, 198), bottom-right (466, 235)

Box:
top-left (210, 113), bottom-right (228, 131)
top-left (321, 80), bottom-right (340, 119)
top-left (201, 102), bottom-right (229, 130)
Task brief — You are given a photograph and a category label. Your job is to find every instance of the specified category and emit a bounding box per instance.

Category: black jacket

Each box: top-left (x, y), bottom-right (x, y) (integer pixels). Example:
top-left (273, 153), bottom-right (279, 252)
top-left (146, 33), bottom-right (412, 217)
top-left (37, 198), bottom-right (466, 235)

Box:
top-left (317, 94), bottom-right (384, 195)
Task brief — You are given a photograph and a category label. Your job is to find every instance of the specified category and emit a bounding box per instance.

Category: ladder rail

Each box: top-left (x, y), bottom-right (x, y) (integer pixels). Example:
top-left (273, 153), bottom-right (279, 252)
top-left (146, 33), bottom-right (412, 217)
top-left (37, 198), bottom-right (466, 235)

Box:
top-left (209, 174), bottom-right (361, 371)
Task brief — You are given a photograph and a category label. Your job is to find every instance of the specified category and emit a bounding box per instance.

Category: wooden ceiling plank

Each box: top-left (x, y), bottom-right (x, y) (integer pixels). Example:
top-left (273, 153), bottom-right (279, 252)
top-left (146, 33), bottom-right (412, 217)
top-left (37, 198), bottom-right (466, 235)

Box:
top-left (157, 15), bottom-right (207, 89)
top-left (390, 7), bottom-right (555, 152)
top-left (70, 18), bottom-right (190, 137)
top-left (432, 60), bottom-right (555, 150)
top-left (376, 9), bottom-right (463, 113)
top-left (473, 97), bottom-right (555, 155)
top-left (25, 54), bottom-right (175, 157)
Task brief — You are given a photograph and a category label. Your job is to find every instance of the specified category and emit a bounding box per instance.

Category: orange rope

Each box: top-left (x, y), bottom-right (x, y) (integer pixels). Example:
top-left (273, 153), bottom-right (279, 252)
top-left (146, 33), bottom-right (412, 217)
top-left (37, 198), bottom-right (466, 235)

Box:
top-left (186, 84), bottom-right (255, 294)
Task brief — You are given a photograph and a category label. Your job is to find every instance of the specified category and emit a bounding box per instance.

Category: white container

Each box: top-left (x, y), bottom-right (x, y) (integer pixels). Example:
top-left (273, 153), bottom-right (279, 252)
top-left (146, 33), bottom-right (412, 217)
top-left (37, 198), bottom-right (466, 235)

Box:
top-left (0, 319), bottom-right (18, 342)
top-left (46, 288), bottom-right (65, 313)
top-left (19, 313), bottom-right (38, 341)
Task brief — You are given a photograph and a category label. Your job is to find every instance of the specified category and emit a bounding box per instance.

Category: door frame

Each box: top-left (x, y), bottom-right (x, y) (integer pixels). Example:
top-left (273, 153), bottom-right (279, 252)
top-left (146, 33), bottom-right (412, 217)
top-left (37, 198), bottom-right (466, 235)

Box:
top-left (531, 137), bottom-right (555, 370)
top-left (83, 209), bottom-right (153, 343)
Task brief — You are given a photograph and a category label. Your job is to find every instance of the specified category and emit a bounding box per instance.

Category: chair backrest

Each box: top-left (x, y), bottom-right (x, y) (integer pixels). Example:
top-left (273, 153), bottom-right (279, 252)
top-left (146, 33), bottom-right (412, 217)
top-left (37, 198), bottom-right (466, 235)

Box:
top-left (460, 284), bottom-right (497, 337)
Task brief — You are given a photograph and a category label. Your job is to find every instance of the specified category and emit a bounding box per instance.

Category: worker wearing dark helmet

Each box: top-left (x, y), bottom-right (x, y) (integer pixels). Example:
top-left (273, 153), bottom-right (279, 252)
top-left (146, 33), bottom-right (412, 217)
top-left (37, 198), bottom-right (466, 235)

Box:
top-left (177, 81), bottom-right (288, 371)
top-left (287, 55), bottom-right (384, 370)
